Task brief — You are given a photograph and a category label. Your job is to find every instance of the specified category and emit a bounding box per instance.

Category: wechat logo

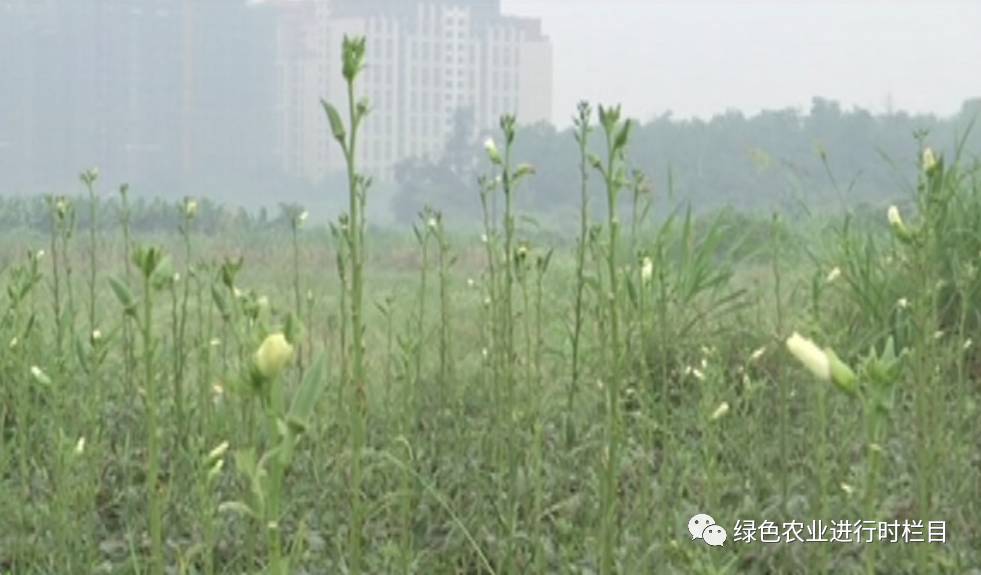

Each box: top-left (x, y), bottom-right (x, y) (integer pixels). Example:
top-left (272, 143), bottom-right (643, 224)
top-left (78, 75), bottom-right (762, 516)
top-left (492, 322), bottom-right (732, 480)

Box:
top-left (688, 513), bottom-right (727, 547)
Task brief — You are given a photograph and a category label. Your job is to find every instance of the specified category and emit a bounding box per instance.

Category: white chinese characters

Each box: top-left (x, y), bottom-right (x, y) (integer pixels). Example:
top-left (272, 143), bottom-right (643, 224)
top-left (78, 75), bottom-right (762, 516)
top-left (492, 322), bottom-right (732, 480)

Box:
top-left (731, 519), bottom-right (947, 544)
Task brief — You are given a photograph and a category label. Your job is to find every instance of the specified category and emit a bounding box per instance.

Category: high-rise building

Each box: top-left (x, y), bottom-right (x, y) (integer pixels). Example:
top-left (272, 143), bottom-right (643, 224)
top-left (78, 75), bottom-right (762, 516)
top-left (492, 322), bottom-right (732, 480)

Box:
top-left (0, 1), bottom-right (551, 196)
top-left (0, 0), bottom-right (279, 196)
top-left (270, 0), bottom-right (553, 182)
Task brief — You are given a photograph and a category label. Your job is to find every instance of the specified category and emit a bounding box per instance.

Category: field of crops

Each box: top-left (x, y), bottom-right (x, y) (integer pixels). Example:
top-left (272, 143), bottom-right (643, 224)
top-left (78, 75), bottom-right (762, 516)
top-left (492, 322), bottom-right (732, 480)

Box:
top-left (1, 39), bottom-right (980, 574)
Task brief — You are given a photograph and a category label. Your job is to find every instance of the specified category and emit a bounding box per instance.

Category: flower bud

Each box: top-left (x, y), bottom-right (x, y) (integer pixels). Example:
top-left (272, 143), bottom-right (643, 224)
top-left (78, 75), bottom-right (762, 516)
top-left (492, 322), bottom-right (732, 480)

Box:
top-left (887, 205), bottom-right (902, 228)
top-left (922, 147), bottom-right (938, 173)
top-left (80, 167), bottom-right (99, 186)
top-left (484, 137), bottom-right (502, 165)
top-left (255, 333), bottom-right (294, 380)
top-left (54, 197), bottom-right (70, 219)
top-left (208, 458), bottom-right (224, 481)
top-left (207, 441), bottom-right (230, 462)
top-left (710, 402), bottom-right (730, 421)
top-left (184, 198), bottom-right (199, 219)
top-left (514, 163), bottom-right (536, 179)
top-left (887, 205), bottom-right (913, 242)
top-left (641, 257), bottom-right (653, 283)
top-left (825, 348), bottom-right (857, 395)
top-left (30, 365), bottom-right (52, 385)
top-left (785, 332), bottom-right (831, 381)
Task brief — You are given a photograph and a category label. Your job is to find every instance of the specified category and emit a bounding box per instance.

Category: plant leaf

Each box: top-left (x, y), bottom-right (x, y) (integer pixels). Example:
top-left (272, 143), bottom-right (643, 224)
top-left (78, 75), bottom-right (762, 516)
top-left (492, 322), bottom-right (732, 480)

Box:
top-left (287, 354), bottom-right (327, 434)
top-left (108, 276), bottom-right (135, 312)
top-left (321, 100), bottom-right (346, 143)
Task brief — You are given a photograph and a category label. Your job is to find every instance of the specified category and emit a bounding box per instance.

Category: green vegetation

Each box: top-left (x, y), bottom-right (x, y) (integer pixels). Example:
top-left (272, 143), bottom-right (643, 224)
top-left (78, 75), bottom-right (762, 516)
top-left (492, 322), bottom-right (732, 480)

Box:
top-left (394, 98), bottom-right (981, 226)
top-left (0, 37), bottom-right (980, 574)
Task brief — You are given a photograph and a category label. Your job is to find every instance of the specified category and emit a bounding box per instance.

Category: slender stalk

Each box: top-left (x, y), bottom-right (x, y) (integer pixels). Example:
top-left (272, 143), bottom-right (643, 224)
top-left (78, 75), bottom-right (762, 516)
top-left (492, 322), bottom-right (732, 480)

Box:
top-left (478, 178), bottom-right (502, 463)
top-left (532, 253), bottom-right (548, 573)
top-left (169, 278), bottom-right (181, 431)
top-left (139, 249), bottom-right (164, 575)
top-left (49, 196), bottom-right (66, 357)
top-left (291, 211), bottom-right (304, 372)
top-left (332, 224), bottom-right (349, 413)
top-left (863, 410), bottom-right (882, 575)
top-left (569, 102), bottom-right (592, 446)
top-left (815, 370), bottom-right (830, 574)
top-left (174, 200), bottom-right (196, 437)
top-left (62, 203), bottom-right (77, 348)
top-left (119, 185), bottom-right (135, 392)
top-left (80, 169), bottom-right (99, 338)
top-left (196, 267), bottom-right (211, 436)
top-left (771, 213), bottom-right (790, 510)
top-left (490, 116), bottom-right (527, 571)
top-left (415, 217), bottom-right (429, 386)
top-left (436, 216), bottom-right (451, 402)
top-left (595, 104), bottom-right (631, 575)
top-left (323, 37), bottom-right (369, 575)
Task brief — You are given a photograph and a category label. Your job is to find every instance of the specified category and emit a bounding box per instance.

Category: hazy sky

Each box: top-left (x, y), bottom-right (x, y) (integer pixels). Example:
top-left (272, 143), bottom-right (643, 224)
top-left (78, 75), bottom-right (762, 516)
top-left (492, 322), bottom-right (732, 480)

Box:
top-left (501, 0), bottom-right (981, 126)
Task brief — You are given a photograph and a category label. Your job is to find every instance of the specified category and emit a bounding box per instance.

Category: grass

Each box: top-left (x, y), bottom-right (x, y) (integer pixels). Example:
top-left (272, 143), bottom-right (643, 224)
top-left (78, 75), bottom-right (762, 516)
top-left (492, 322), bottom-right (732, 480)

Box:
top-left (0, 36), bottom-right (980, 574)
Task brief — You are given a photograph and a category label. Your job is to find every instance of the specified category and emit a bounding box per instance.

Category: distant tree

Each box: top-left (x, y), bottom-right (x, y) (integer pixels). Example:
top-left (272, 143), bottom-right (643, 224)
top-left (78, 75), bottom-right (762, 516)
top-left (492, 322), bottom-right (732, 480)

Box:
top-left (390, 98), bottom-right (981, 231)
top-left (393, 108), bottom-right (481, 224)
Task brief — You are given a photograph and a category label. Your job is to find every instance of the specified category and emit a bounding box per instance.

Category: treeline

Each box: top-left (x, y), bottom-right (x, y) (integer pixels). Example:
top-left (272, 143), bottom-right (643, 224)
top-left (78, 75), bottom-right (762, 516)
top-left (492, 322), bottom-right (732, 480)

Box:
top-left (393, 97), bottom-right (981, 227)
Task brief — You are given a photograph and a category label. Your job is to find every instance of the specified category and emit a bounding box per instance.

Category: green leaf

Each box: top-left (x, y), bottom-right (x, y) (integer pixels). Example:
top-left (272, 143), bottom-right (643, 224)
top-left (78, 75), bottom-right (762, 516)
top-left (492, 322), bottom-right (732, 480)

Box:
top-left (287, 354), bottom-right (327, 434)
top-left (284, 313), bottom-right (305, 345)
top-left (108, 276), bottom-right (135, 312)
top-left (133, 246), bottom-right (164, 278)
top-left (514, 163), bottom-right (536, 181)
top-left (321, 100), bottom-right (346, 143)
top-left (75, 336), bottom-right (90, 375)
top-left (150, 256), bottom-right (174, 290)
top-left (212, 285), bottom-right (230, 319)
top-left (614, 119), bottom-right (633, 151)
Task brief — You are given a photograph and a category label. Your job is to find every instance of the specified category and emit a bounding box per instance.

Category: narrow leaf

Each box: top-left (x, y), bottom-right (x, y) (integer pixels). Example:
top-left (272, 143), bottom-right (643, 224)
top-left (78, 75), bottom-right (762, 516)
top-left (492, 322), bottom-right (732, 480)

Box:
top-left (321, 100), bottom-right (346, 143)
top-left (288, 354), bottom-right (328, 434)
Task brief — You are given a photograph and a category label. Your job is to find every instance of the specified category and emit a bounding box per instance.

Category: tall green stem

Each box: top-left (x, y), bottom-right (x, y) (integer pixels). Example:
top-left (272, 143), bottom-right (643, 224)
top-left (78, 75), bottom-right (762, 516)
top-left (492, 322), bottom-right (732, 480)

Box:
top-left (323, 37), bottom-right (369, 575)
top-left (596, 105), bottom-right (630, 575)
top-left (569, 102), bottom-right (592, 447)
top-left (142, 257), bottom-right (163, 575)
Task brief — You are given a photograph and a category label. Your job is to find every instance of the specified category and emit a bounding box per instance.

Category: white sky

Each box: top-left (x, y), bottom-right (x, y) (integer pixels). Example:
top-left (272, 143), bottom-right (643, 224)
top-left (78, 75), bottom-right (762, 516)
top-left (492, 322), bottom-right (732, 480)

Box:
top-left (501, 0), bottom-right (981, 126)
